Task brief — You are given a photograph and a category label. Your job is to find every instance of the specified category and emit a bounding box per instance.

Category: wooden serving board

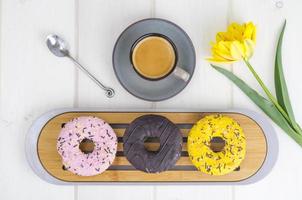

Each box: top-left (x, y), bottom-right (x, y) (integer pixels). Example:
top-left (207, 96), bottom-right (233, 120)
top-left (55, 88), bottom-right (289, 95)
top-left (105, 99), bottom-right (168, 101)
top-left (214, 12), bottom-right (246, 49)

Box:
top-left (37, 111), bottom-right (267, 182)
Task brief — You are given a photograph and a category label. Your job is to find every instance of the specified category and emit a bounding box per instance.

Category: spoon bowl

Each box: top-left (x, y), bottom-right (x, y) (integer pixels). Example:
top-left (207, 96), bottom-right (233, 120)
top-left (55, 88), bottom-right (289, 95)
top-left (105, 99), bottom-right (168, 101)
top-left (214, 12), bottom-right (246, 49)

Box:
top-left (46, 34), bottom-right (69, 57)
top-left (46, 34), bottom-right (115, 98)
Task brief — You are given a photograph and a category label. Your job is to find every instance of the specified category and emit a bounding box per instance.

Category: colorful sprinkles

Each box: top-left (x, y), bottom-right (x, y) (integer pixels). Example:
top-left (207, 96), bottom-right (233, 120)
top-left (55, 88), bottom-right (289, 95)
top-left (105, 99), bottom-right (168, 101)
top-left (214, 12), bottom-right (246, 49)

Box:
top-left (57, 116), bottom-right (117, 176)
top-left (187, 114), bottom-right (246, 176)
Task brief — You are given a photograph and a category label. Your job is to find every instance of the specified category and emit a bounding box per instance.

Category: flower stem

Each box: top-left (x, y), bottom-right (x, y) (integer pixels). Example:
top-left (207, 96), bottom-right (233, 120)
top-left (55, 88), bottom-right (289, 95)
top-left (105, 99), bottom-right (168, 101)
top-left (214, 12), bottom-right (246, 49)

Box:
top-left (243, 59), bottom-right (298, 130)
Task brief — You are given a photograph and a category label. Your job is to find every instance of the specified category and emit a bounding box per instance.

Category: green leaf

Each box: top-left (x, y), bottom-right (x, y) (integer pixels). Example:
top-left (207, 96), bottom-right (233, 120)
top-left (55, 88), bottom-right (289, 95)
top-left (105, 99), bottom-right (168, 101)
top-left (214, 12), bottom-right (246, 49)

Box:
top-left (211, 64), bottom-right (302, 147)
top-left (275, 20), bottom-right (297, 128)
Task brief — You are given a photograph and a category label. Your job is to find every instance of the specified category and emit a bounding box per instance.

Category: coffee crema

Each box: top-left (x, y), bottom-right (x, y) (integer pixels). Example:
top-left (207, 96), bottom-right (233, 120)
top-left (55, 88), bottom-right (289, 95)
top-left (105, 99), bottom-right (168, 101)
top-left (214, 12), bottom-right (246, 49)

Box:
top-left (131, 36), bottom-right (176, 79)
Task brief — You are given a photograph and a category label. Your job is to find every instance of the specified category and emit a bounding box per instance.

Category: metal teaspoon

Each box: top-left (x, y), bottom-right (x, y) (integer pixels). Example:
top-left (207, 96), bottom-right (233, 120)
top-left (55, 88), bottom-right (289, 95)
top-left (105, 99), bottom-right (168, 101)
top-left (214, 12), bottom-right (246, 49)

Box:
top-left (46, 34), bottom-right (115, 98)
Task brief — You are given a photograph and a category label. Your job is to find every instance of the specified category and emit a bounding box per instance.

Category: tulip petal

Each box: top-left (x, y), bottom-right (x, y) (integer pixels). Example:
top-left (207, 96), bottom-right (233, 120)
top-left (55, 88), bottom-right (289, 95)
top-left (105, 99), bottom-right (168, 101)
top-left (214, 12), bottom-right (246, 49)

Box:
top-left (207, 21), bottom-right (257, 63)
top-left (213, 48), bottom-right (236, 61)
top-left (243, 39), bottom-right (255, 59)
top-left (217, 41), bottom-right (231, 52)
top-left (210, 41), bottom-right (237, 61)
top-left (252, 26), bottom-right (257, 43)
top-left (244, 22), bottom-right (257, 42)
top-left (230, 41), bottom-right (245, 60)
top-left (216, 32), bottom-right (227, 42)
top-left (206, 58), bottom-right (236, 64)
top-left (228, 23), bottom-right (245, 40)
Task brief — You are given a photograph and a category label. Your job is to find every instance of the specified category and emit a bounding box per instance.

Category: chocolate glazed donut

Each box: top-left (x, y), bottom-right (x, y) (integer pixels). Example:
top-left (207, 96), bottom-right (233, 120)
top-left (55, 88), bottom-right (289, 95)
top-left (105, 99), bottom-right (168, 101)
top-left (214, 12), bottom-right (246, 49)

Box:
top-left (123, 115), bottom-right (182, 173)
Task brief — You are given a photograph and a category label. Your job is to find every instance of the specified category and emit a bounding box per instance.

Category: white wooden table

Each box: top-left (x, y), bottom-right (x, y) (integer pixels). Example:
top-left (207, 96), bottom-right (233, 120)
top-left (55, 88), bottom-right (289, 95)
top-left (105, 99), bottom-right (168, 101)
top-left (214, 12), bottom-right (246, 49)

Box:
top-left (1, 0), bottom-right (302, 199)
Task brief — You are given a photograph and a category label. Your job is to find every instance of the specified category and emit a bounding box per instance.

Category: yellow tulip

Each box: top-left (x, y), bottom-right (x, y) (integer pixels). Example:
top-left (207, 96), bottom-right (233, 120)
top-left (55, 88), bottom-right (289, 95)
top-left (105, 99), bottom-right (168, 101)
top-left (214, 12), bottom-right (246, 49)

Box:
top-left (207, 22), bottom-right (257, 63)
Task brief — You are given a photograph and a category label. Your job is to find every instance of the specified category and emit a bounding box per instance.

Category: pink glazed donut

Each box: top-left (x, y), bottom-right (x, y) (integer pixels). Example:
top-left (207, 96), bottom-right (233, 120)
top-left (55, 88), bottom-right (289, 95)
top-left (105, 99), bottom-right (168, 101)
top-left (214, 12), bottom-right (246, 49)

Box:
top-left (57, 116), bottom-right (117, 176)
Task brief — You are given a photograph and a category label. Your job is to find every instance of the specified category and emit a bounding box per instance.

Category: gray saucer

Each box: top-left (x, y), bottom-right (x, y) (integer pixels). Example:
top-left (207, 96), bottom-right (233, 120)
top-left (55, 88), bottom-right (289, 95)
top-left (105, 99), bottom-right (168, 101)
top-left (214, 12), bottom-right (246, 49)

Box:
top-left (112, 18), bottom-right (196, 101)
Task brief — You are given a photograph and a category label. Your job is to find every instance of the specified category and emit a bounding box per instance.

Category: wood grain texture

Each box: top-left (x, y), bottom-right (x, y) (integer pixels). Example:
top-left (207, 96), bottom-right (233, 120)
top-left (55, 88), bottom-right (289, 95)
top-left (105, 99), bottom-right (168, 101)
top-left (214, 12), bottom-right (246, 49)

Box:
top-left (76, 1), bottom-right (155, 199)
top-left (38, 112), bottom-right (266, 182)
top-left (152, 1), bottom-right (233, 199)
top-left (1, 0), bottom-right (300, 199)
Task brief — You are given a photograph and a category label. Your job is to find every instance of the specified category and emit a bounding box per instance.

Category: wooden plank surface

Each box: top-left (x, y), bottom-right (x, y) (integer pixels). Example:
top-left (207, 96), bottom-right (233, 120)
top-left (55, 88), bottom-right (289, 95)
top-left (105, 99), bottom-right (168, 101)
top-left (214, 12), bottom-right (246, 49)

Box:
top-left (229, 0), bottom-right (302, 200)
top-left (152, 0), bottom-right (233, 199)
top-left (0, 0), bottom-right (76, 199)
top-left (76, 0), bottom-right (155, 199)
top-left (77, 0), bottom-right (153, 109)
top-left (37, 112), bottom-right (266, 182)
top-left (1, 0), bottom-right (301, 199)
top-left (154, 0), bottom-right (232, 110)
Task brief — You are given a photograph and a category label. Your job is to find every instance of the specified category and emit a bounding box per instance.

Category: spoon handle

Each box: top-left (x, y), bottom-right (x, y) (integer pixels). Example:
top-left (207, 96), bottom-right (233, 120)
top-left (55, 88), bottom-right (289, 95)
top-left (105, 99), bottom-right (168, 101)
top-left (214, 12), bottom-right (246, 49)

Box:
top-left (67, 55), bottom-right (115, 98)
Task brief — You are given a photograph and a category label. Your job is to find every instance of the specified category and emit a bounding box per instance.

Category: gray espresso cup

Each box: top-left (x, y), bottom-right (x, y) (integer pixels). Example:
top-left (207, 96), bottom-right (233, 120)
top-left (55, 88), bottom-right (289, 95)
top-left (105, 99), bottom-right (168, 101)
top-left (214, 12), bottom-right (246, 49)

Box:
top-left (130, 33), bottom-right (190, 82)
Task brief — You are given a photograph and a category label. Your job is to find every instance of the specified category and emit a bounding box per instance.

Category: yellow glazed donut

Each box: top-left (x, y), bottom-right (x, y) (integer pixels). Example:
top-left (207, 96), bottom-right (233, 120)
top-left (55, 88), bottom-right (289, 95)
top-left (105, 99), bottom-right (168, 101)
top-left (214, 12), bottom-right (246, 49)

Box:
top-left (187, 114), bottom-right (246, 175)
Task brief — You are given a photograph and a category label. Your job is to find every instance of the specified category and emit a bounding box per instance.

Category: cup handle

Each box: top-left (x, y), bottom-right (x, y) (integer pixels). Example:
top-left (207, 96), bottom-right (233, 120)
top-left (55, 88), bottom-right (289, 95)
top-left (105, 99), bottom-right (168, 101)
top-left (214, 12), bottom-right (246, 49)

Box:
top-left (173, 66), bottom-right (190, 82)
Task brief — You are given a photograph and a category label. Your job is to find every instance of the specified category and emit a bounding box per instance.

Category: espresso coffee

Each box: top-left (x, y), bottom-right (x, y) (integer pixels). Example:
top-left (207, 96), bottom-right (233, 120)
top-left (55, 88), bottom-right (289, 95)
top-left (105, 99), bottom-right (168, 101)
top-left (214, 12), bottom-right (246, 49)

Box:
top-left (131, 36), bottom-right (176, 79)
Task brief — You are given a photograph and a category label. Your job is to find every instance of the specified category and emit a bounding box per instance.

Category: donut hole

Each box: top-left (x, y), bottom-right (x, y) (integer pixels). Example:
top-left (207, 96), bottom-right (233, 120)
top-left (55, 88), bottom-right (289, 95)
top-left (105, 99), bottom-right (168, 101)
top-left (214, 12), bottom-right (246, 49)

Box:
top-left (210, 137), bottom-right (226, 152)
top-left (144, 137), bottom-right (161, 152)
top-left (79, 138), bottom-right (95, 154)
